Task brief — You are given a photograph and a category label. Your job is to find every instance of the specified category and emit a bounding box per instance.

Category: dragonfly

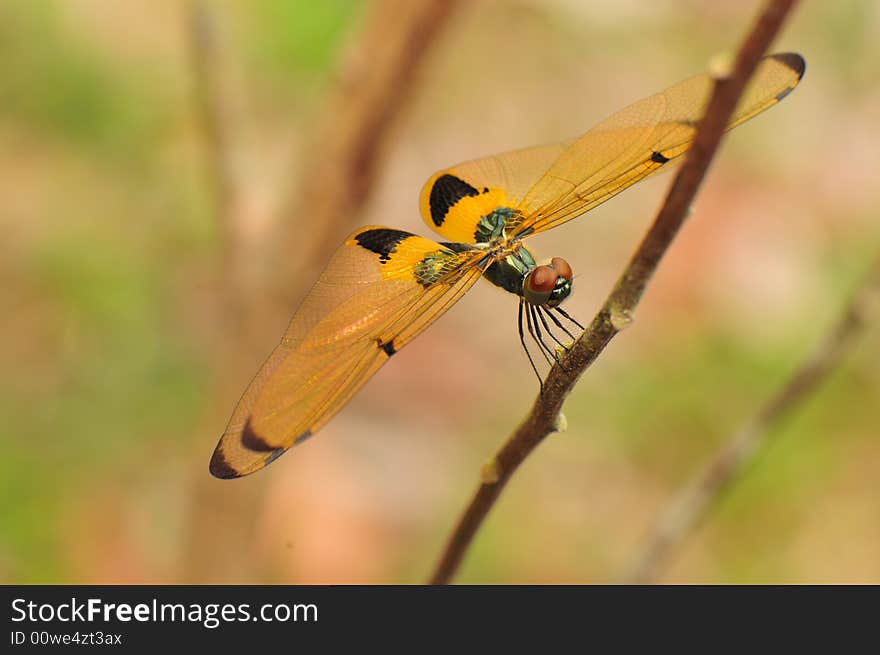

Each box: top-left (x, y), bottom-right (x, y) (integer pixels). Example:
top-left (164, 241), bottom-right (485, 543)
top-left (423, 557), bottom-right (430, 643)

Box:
top-left (210, 52), bottom-right (804, 479)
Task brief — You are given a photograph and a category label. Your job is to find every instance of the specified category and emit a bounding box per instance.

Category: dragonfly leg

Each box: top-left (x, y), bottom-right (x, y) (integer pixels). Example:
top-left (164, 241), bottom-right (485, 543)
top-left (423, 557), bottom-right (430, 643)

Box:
top-left (525, 302), bottom-right (555, 368)
top-left (530, 304), bottom-right (568, 372)
top-left (518, 298), bottom-right (544, 395)
top-left (552, 305), bottom-right (586, 331)
top-left (536, 306), bottom-right (573, 371)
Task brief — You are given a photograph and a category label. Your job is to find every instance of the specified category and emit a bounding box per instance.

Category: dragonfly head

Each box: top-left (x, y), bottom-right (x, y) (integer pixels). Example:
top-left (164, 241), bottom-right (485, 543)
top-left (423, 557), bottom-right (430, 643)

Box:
top-left (522, 257), bottom-right (573, 307)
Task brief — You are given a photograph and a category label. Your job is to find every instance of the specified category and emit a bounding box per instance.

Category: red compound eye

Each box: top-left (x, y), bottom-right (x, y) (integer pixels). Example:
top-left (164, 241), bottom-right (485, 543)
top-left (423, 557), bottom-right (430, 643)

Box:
top-left (528, 265), bottom-right (556, 293)
top-left (550, 257), bottom-right (573, 280)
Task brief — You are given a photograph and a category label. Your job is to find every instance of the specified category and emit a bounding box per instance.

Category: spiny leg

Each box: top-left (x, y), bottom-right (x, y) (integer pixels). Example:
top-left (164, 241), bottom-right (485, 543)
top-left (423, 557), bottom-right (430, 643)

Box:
top-left (525, 301), bottom-right (554, 367)
top-left (518, 298), bottom-right (544, 394)
top-left (535, 306), bottom-right (571, 372)
top-left (544, 308), bottom-right (577, 350)
top-left (553, 305), bottom-right (586, 331)
top-left (536, 305), bottom-right (571, 351)
top-left (529, 303), bottom-right (564, 367)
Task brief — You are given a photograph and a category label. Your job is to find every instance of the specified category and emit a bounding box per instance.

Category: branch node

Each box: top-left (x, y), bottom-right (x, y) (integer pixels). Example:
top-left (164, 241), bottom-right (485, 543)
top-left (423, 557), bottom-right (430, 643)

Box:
top-left (609, 305), bottom-right (635, 332)
top-left (480, 457), bottom-right (501, 484)
top-left (708, 51), bottom-right (736, 80)
top-left (552, 411), bottom-right (568, 434)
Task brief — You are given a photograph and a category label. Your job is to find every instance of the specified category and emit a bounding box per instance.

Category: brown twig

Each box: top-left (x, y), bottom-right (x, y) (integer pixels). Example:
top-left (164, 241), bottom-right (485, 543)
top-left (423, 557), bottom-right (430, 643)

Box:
top-left (275, 0), bottom-right (462, 304)
top-left (429, 0), bottom-right (800, 585)
top-left (622, 251), bottom-right (880, 583)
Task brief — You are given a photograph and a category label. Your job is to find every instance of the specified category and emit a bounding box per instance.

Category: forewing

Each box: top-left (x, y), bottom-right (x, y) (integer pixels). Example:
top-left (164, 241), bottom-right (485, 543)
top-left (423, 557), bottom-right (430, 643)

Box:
top-left (419, 143), bottom-right (567, 243)
top-left (210, 226), bottom-right (483, 478)
top-left (507, 53), bottom-right (805, 236)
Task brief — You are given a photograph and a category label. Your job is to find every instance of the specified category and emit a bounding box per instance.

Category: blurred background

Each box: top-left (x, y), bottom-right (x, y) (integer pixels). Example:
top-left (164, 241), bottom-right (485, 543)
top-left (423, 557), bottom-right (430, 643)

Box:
top-left (2, 0), bottom-right (878, 584)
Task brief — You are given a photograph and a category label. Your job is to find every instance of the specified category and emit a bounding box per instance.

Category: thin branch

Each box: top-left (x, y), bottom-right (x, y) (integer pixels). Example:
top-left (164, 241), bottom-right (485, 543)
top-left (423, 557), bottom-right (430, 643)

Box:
top-left (429, 0), bottom-right (800, 585)
top-left (622, 250), bottom-right (880, 583)
top-left (275, 0), bottom-right (462, 304)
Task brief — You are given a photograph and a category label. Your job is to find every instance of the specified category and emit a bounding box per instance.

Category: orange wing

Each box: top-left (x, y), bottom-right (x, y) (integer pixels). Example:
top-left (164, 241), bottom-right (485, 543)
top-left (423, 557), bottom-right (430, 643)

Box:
top-left (419, 143), bottom-right (567, 243)
top-left (417, 53), bottom-right (804, 243)
top-left (508, 53), bottom-right (805, 237)
top-left (210, 226), bottom-right (483, 478)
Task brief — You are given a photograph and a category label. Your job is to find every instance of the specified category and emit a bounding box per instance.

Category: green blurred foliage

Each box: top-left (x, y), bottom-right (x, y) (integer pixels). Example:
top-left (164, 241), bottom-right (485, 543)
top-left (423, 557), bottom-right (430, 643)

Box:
top-left (251, 0), bottom-right (361, 76)
top-left (0, 0), bottom-right (160, 158)
top-left (0, 0), bottom-right (206, 582)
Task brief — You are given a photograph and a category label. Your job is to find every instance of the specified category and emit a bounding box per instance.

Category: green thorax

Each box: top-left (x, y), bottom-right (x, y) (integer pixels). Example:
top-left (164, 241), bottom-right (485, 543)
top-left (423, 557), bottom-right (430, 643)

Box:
top-left (482, 245), bottom-right (537, 296)
top-left (474, 206), bottom-right (518, 243)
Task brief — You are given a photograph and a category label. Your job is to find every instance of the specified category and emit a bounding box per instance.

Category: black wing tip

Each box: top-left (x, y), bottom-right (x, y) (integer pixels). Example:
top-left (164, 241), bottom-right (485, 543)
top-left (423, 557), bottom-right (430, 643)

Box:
top-left (240, 418), bottom-right (276, 452)
top-left (771, 52), bottom-right (806, 81)
top-left (210, 426), bottom-right (303, 479)
top-left (209, 447), bottom-right (242, 479)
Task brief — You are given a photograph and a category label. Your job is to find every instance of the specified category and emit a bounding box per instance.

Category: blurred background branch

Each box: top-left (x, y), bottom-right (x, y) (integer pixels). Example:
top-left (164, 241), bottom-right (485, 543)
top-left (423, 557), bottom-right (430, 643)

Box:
top-left (179, 0), bottom-right (463, 582)
top-left (187, 1), bottom-right (241, 323)
top-left (273, 0), bottom-right (461, 306)
top-left (429, 0), bottom-right (800, 585)
top-left (623, 248), bottom-right (880, 583)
